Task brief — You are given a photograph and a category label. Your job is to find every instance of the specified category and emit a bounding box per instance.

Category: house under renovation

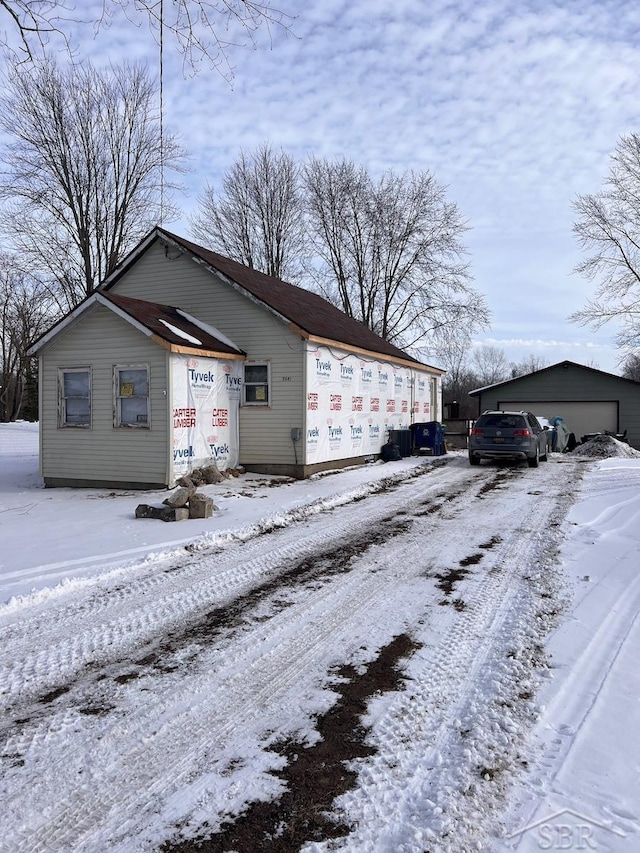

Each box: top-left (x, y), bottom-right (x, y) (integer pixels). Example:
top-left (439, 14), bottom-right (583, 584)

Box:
top-left (29, 228), bottom-right (445, 487)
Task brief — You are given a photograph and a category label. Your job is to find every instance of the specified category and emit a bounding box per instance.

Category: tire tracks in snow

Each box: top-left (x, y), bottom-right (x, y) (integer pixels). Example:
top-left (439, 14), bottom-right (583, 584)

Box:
top-left (0, 461), bottom-right (476, 704)
top-left (303, 460), bottom-right (585, 852)
top-left (0, 458), bottom-right (582, 852)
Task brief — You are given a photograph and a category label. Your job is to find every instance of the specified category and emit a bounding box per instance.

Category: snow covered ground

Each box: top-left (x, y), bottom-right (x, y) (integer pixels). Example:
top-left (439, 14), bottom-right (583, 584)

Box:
top-left (1, 421), bottom-right (639, 852)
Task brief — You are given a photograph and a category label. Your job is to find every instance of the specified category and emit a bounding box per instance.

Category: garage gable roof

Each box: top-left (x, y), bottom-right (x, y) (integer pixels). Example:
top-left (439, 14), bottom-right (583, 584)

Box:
top-left (469, 360), bottom-right (639, 396)
top-left (102, 227), bottom-right (441, 372)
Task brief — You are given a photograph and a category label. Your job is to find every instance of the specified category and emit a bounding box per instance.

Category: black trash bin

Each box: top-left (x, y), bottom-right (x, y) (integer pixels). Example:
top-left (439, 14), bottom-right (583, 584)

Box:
top-left (388, 429), bottom-right (412, 458)
top-left (411, 421), bottom-right (445, 455)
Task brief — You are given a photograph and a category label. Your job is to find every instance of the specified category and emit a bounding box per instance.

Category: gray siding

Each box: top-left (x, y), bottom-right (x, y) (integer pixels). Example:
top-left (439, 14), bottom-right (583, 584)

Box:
top-left (40, 304), bottom-right (169, 485)
top-left (108, 242), bottom-right (305, 468)
top-left (474, 363), bottom-right (640, 450)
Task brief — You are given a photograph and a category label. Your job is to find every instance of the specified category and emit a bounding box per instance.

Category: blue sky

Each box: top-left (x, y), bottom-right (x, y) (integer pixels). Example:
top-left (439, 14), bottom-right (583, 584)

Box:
top-left (7, 0), bottom-right (640, 373)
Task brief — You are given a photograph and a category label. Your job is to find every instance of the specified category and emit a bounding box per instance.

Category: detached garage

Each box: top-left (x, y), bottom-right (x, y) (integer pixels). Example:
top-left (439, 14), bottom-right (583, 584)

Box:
top-left (469, 361), bottom-right (640, 450)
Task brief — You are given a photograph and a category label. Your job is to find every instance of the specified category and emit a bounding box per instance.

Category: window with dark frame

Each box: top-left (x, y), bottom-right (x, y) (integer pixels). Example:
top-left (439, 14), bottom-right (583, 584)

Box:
top-left (114, 365), bottom-right (149, 427)
top-left (243, 362), bottom-right (270, 405)
top-left (59, 368), bottom-right (91, 427)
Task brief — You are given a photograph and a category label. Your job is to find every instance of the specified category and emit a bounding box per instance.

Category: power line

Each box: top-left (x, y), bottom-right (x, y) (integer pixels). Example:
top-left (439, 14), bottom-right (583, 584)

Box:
top-left (159, 0), bottom-right (164, 226)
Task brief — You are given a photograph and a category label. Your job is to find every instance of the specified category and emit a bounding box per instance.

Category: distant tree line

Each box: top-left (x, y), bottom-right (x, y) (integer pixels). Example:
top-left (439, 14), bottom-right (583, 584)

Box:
top-left (437, 344), bottom-right (550, 420)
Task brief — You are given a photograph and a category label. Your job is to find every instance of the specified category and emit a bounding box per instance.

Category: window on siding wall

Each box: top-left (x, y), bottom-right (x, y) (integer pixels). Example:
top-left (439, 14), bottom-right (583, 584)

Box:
top-left (59, 368), bottom-right (91, 427)
top-left (243, 362), bottom-right (270, 406)
top-left (114, 365), bottom-right (150, 427)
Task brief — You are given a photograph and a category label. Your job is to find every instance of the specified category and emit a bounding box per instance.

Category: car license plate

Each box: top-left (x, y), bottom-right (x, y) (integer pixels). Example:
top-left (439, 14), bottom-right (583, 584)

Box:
top-left (494, 437), bottom-right (504, 443)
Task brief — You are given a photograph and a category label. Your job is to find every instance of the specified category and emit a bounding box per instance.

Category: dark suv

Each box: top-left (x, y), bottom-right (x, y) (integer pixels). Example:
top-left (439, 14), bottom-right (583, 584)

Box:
top-left (468, 410), bottom-right (550, 467)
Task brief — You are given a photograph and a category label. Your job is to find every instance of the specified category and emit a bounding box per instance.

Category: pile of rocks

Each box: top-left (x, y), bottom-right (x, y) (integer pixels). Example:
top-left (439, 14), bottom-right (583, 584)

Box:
top-left (179, 464), bottom-right (245, 486)
top-left (135, 464), bottom-right (244, 522)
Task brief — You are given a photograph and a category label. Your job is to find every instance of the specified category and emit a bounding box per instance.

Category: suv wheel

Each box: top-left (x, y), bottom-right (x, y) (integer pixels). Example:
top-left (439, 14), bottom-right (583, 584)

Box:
top-left (469, 454), bottom-right (480, 466)
top-left (527, 445), bottom-right (539, 468)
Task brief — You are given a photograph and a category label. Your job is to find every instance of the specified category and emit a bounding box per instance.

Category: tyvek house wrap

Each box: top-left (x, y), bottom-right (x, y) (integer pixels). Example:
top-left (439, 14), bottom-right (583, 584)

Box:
top-left (305, 346), bottom-right (434, 464)
top-left (171, 353), bottom-right (242, 479)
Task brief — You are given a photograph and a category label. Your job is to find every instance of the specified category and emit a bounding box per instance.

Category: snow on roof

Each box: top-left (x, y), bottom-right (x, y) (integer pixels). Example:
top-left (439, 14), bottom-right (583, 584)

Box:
top-left (175, 310), bottom-right (241, 353)
top-left (158, 318), bottom-right (202, 346)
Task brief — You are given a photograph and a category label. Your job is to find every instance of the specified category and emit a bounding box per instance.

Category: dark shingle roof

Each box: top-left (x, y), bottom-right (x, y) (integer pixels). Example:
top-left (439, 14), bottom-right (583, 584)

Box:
top-left (104, 293), bottom-right (243, 355)
top-left (106, 228), bottom-right (432, 367)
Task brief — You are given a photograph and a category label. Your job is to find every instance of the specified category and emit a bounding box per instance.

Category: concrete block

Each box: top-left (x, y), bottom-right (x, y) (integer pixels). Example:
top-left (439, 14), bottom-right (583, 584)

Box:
top-left (163, 486), bottom-right (194, 508)
top-left (188, 493), bottom-right (215, 519)
top-left (135, 504), bottom-right (189, 522)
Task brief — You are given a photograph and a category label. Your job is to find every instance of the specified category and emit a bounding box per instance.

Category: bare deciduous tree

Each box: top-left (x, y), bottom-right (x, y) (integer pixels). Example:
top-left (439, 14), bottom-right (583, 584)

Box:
top-left (472, 344), bottom-right (510, 386)
top-left (0, 58), bottom-right (186, 310)
top-left (0, 259), bottom-right (55, 421)
top-left (509, 354), bottom-right (549, 378)
top-left (0, 1), bottom-right (75, 60)
top-left (440, 360), bottom-right (480, 420)
top-left (0, 1), bottom-right (295, 77)
top-left (109, 1), bottom-right (296, 80)
top-left (621, 351), bottom-right (640, 382)
top-left (193, 148), bottom-right (490, 349)
top-left (303, 157), bottom-right (489, 349)
top-left (190, 144), bottom-right (305, 281)
top-left (434, 336), bottom-right (510, 419)
top-left (425, 327), bottom-right (470, 380)
top-left (572, 133), bottom-right (640, 349)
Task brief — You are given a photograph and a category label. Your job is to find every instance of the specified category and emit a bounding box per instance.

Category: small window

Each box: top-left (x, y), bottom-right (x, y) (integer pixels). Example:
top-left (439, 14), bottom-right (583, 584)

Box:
top-left (243, 362), bottom-right (270, 406)
top-left (59, 368), bottom-right (91, 427)
top-left (114, 365), bottom-right (149, 427)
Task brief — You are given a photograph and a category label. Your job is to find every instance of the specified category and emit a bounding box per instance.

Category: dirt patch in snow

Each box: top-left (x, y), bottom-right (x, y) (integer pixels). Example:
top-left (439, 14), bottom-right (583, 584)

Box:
top-left (434, 566), bottom-right (470, 595)
top-left (571, 434), bottom-right (640, 459)
top-left (160, 633), bottom-right (420, 853)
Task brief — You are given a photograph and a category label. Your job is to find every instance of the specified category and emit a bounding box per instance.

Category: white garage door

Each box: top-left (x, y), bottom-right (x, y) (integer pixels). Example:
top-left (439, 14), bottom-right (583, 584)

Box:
top-left (497, 401), bottom-right (618, 440)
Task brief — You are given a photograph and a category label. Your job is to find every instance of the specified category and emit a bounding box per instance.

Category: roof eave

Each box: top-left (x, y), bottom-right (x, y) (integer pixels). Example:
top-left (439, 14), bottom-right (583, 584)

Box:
top-left (101, 228), bottom-right (163, 290)
top-left (150, 336), bottom-right (245, 359)
top-left (305, 334), bottom-right (444, 373)
top-left (469, 359), bottom-right (633, 396)
top-left (27, 290), bottom-right (242, 358)
top-left (27, 293), bottom-right (108, 356)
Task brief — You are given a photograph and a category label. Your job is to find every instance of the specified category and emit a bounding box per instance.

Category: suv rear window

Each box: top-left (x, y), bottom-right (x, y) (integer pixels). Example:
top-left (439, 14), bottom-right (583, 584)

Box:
top-left (476, 414), bottom-right (527, 429)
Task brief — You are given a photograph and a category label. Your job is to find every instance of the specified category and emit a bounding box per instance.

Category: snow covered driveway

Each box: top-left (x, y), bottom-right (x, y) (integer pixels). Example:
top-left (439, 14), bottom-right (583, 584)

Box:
top-left (0, 456), bottom-right (587, 851)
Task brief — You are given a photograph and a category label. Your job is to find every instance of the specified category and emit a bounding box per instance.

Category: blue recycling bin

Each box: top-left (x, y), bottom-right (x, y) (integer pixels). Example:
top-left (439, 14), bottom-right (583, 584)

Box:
top-left (411, 421), bottom-right (446, 455)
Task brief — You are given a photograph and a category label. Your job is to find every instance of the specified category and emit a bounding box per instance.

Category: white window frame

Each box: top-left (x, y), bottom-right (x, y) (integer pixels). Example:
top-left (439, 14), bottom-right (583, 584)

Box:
top-left (242, 361), bottom-right (271, 407)
top-left (58, 367), bottom-right (91, 428)
top-left (113, 364), bottom-right (150, 428)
